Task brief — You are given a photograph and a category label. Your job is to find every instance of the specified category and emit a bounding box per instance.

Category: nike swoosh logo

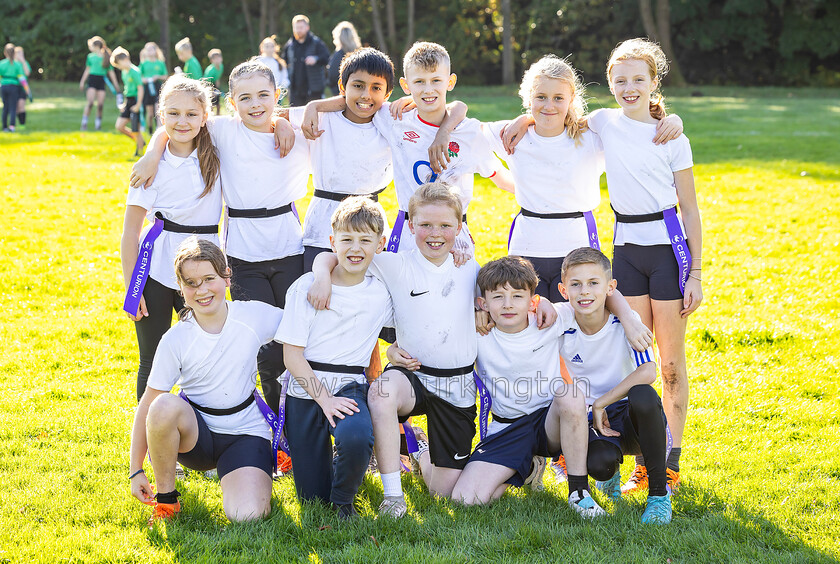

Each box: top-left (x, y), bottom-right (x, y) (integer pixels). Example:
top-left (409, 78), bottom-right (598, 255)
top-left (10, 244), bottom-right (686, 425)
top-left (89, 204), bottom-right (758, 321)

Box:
top-left (453, 453), bottom-right (469, 460)
top-left (532, 345), bottom-right (544, 352)
top-left (410, 290), bottom-right (429, 297)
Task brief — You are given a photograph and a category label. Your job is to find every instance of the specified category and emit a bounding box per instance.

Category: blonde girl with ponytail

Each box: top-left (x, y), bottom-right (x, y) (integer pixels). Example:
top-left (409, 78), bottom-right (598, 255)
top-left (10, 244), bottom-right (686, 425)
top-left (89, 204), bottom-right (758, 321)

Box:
top-left (120, 75), bottom-right (223, 403)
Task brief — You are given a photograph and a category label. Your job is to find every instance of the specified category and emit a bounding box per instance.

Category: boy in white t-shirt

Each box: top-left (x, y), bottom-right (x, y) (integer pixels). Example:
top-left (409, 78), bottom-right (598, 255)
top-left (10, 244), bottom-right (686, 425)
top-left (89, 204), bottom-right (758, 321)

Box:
top-left (556, 247), bottom-right (671, 524)
top-left (308, 183), bottom-right (558, 518)
top-left (274, 197), bottom-right (394, 520)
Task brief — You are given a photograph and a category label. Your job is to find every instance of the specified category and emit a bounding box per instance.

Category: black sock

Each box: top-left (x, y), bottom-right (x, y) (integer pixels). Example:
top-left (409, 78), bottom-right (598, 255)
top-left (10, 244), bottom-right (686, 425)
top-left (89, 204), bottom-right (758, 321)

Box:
top-left (156, 489), bottom-right (180, 504)
top-left (567, 474), bottom-right (589, 498)
top-left (635, 455), bottom-right (646, 467)
top-left (18, 112), bottom-right (25, 125)
top-left (667, 447), bottom-right (681, 473)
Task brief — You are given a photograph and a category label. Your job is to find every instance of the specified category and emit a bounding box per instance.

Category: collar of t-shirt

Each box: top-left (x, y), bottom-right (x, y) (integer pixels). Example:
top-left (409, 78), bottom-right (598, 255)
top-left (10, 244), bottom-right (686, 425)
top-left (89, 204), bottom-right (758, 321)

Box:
top-left (163, 143), bottom-right (199, 168)
top-left (414, 250), bottom-right (455, 273)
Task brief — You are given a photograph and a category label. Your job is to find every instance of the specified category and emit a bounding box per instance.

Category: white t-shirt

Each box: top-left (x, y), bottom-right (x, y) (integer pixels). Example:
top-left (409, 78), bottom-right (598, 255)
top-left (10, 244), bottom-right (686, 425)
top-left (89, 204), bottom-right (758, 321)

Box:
top-left (587, 108), bottom-right (694, 246)
top-left (483, 121), bottom-right (605, 257)
top-left (207, 115), bottom-right (310, 262)
top-left (373, 109), bottom-right (499, 253)
top-left (555, 302), bottom-right (655, 406)
top-left (476, 314), bottom-right (566, 437)
top-left (275, 272), bottom-right (394, 399)
top-left (256, 56), bottom-right (290, 89)
top-left (147, 301), bottom-right (284, 440)
top-left (370, 251), bottom-right (480, 407)
top-left (289, 106), bottom-right (393, 249)
top-left (126, 145), bottom-right (223, 289)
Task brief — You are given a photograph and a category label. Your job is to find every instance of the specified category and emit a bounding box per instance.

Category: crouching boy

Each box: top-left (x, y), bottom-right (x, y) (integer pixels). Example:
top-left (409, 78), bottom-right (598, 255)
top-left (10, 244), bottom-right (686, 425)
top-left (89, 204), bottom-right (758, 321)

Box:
top-left (557, 247), bottom-right (672, 524)
top-left (274, 197), bottom-right (394, 519)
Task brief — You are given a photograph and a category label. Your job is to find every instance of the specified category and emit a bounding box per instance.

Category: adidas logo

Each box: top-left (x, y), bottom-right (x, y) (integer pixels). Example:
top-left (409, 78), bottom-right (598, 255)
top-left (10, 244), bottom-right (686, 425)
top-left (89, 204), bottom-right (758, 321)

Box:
top-left (571, 354), bottom-right (583, 364)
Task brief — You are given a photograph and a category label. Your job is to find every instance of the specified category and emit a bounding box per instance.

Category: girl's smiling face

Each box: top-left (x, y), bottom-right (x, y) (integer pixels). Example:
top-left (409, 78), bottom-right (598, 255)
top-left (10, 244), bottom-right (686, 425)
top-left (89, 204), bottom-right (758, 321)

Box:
top-left (178, 259), bottom-right (230, 320)
top-left (530, 76), bottom-right (573, 137)
top-left (161, 91), bottom-right (207, 148)
top-left (231, 74), bottom-right (278, 132)
top-left (609, 58), bottom-right (658, 118)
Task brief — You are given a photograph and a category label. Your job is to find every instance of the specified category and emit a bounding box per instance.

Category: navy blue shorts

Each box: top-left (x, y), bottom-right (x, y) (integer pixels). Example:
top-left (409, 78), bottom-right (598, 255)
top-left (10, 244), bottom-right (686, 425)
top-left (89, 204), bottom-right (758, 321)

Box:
top-left (388, 365), bottom-right (477, 470)
top-left (468, 406), bottom-right (561, 487)
top-left (177, 404), bottom-right (273, 479)
top-left (613, 243), bottom-right (683, 301)
top-left (588, 398), bottom-right (666, 455)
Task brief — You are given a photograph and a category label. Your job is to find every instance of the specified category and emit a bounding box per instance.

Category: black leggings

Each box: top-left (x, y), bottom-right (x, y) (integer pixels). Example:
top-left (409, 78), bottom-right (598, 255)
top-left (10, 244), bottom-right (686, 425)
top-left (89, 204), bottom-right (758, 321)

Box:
top-left (2, 84), bottom-right (20, 129)
top-left (228, 254), bottom-right (303, 414)
top-left (520, 255), bottom-right (567, 303)
top-left (587, 385), bottom-right (668, 496)
top-left (134, 277), bottom-right (185, 401)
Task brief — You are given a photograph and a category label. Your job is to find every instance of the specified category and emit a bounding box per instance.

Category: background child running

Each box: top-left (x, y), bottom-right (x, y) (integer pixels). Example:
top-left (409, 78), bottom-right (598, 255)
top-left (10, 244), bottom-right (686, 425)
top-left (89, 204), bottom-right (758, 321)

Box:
top-left (129, 238), bottom-right (280, 525)
top-left (587, 38), bottom-right (702, 495)
top-left (129, 60), bottom-right (305, 428)
top-left (139, 42), bottom-right (168, 135)
top-left (256, 36), bottom-right (290, 92)
top-left (0, 43), bottom-right (24, 133)
top-left (111, 47), bottom-right (146, 156)
top-left (175, 37), bottom-right (203, 79)
top-left (120, 75), bottom-right (222, 402)
top-left (79, 35), bottom-right (119, 131)
top-left (203, 49), bottom-right (224, 115)
top-left (13, 46), bottom-right (30, 129)
top-left (556, 247), bottom-right (672, 524)
top-left (275, 197), bottom-right (394, 520)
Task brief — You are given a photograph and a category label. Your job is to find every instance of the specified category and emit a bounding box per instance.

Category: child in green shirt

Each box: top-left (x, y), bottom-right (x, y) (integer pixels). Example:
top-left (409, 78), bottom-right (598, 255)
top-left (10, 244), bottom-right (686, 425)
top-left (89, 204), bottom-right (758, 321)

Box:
top-left (110, 46), bottom-right (145, 155)
top-left (203, 49), bottom-right (224, 115)
top-left (175, 37), bottom-right (202, 79)
top-left (139, 42), bottom-right (168, 134)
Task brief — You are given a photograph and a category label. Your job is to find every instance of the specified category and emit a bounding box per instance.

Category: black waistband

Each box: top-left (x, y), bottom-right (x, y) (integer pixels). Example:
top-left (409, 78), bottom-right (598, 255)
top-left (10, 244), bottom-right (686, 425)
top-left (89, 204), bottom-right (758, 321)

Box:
top-left (612, 205), bottom-right (675, 224)
top-left (404, 211), bottom-right (468, 224)
top-left (185, 392), bottom-right (255, 416)
top-left (155, 212), bottom-right (218, 235)
top-left (308, 361), bottom-right (367, 375)
top-left (227, 203), bottom-right (293, 218)
top-left (418, 364), bottom-right (474, 377)
top-left (492, 413), bottom-right (521, 424)
top-left (313, 187), bottom-right (386, 203)
top-left (520, 208), bottom-right (584, 220)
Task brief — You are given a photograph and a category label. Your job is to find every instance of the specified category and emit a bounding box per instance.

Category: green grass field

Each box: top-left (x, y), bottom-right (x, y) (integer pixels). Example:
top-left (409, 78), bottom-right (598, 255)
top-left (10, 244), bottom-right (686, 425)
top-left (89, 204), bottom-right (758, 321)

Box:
top-left (1, 81), bottom-right (839, 563)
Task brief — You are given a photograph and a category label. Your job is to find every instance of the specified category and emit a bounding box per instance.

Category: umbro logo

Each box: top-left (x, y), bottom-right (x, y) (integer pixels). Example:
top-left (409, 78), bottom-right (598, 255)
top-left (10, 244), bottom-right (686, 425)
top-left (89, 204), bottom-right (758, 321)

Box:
top-left (571, 354), bottom-right (583, 364)
top-left (403, 131), bottom-right (420, 143)
top-left (410, 290), bottom-right (429, 297)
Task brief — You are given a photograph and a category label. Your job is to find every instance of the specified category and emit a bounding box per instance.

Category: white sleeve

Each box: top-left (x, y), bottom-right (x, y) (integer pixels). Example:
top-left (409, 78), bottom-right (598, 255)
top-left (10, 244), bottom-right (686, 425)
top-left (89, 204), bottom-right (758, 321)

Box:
top-left (146, 333), bottom-right (181, 392)
top-left (248, 301), bottom-right (284, 344)
top-left (586, 108), bottom-right (608, 134)
top-left (288, 106), bottom-right (305, 129)
top-left (125, 180), bottom-right (156, 210)
top-left (471, 128), bottom-right (502, 178)
top-left (555, 302), bottom-right (576, 332)
top-left (372, 103), bottom-right (395, 142)
top-left (481, 120), bottom-right (509, 162)
top-left (669, 136), bottom-right (694, 172)
top-left (205, 115), bottom-right (234, 145)
top-left (628, 340), bottom-right (656, 367)
top-left (382, 295), bottom-right (396, 329)
top-left (369, 251), bottom-right (403, 285)
top-left (274, 279), bottom-right (313, 347)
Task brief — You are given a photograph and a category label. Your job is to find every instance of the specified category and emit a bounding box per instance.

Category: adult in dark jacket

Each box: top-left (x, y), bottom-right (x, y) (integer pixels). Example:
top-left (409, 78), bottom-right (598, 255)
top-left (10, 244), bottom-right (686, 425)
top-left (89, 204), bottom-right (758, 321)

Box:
top-left (327, 21), bottom-right (361, 95)
top-left (281, 14), bottom-right (330, 106)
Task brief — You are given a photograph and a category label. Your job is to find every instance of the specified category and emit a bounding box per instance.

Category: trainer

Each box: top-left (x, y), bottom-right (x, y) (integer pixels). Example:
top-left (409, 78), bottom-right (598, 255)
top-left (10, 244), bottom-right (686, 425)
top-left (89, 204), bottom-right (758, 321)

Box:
top-left (281, 14), bottom-right (330, 106)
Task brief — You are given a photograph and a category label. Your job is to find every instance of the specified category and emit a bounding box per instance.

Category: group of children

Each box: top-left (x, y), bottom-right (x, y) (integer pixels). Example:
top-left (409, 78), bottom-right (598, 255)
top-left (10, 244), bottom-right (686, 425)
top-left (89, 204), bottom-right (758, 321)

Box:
top-left (79, 35), bottom-right (226, 153)
top-left (122, 36), bottom-right (702, 528)
top-left (0, 42), bottom-right (31, 132)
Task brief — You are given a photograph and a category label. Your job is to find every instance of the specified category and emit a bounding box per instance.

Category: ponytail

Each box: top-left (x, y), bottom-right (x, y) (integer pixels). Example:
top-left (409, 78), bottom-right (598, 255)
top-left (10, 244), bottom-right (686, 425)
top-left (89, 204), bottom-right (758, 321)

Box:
top-left (102, 46), bottom-right (112, 70)
top-left (195, 125), bottom-right (220, 198)
top-left (649, 94), bottom-right (666, 120)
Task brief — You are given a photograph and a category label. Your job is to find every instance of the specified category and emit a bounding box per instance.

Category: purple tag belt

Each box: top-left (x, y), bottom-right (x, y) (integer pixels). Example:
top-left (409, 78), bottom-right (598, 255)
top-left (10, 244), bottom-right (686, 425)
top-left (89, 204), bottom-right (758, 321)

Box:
top-left (612, 205), bottom-right (691, 295)
top-left (123, 217), bottom-right (165, 315)
top-left (508, 208), bottom-right (600, 251)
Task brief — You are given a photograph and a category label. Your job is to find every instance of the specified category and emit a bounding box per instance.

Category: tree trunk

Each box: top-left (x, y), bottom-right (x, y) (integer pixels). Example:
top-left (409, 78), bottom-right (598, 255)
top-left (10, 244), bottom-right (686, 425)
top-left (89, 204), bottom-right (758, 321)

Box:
top-left (638, 0), bottom-right (687, 86)
top-left (369, 0), bottom-right (388, 55)
top-left (386, 0), bottom-right (397, 56)
top-left (159, 0), bottom-right (170, 69)
top-left (638, 0), bottom-right (657, 39)
top-left (258, 0), bottom-right (268, 42)
top-left (501, 0), bottom-right (514, 84)
top-left (404, 0), bottom-right (415, 52)
top-left (241, 0), bottom-right (255, 47)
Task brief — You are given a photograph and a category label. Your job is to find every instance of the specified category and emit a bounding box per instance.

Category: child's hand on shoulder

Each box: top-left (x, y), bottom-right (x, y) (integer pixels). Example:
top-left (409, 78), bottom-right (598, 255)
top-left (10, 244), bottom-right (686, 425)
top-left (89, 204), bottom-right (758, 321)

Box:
top-left (306, 276), bottom-right (332, 310)
top-left (386, 344), bottom-right (420, 371)
top-left (533, 296), bottom-right (557, 329)
top-left (301, 102), bottom-right (324, 140)
top-left (428, 128), bottom-right (452, 174)
top-left (624, 316), bottom-right (654, 352)
top-left (273, 118), bottom-right (296, 157)
top-left (129, 154), bottom-right (158, 189)
top-left (653, 114), bottom-right (683, 144)
top-left (501, 114), bottom-right (534, 154)
top-left (389, 95), bottom-right (416, 120)
top-left (475, 310), bottom-right (494, 336)
top-left (680, 276), bottom-right (703, 318)
top-left (591, 400), bottom-right (620, 437)
top-left (317, 395), bottom-right (360, 428)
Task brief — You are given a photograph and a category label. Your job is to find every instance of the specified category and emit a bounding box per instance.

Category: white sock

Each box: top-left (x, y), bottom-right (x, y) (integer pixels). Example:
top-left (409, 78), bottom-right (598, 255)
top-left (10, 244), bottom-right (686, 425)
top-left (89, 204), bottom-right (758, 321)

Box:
top-left (380, 471), bottom-right (403, 498)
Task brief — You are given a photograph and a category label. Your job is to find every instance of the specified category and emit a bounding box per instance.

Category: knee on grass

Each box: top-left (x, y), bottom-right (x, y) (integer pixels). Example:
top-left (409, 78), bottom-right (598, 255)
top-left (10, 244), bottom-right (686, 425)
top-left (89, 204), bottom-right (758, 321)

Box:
top-left (224, 497), bottom-right (271, 522)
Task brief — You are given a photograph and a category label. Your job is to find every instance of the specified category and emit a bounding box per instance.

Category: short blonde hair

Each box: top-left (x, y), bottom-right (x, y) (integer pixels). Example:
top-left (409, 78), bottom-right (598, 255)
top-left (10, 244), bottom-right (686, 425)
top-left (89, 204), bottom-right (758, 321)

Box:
top-left (175, 37), bottom-right (193, 53)
top-left (408, 182), bottom-right (462, 222)
top-left (292, 14), bottom-right (310, 25)
top-left (208, 48), bottom-right (222, 59)
top-left (519, 55), bottom-right (588, 143)
top-left (331, 197), bottom-right (387, 237)
top-left (403, 41), bottom-right (450, 74)
top-left (110, 46), bottom-right (130, 66)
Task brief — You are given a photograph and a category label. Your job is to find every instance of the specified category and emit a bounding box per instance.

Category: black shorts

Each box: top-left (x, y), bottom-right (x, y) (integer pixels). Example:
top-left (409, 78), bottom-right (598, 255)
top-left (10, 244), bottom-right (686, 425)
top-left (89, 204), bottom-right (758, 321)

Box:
top-left (17, 84), bottom-right (26, 99)
top-left (468, 406), bottom-right (561, 487)
top-left (389, 365), bottom-right (477, 470)
top-left (178, 404), bottom-right (273, 479)
top-left (613, 243), bottom-right (683, 301)
top-left (587, 397), bottom-right (666, 456)
top-left (520, 255), bottom-right (567, 303)
top-left (143, 82), bottom-right (159, 106)
top-left (119, 96), bottom-right (139, 130)
top-left (87, 74), bottom-right (106, 91)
